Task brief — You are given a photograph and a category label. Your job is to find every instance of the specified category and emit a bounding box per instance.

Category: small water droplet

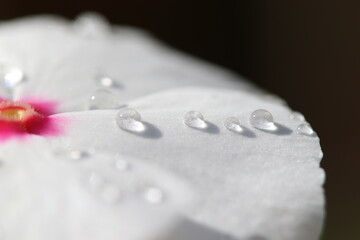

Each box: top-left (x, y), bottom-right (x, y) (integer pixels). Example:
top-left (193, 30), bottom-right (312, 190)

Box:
top-left (290, 111), bottom-right (305, 121)
top-left (184, 111), bottom-right (207, 129)
top-left (89, 89), bottom-right (118, 110)
top-left (101, 185), bottom-right (121, 204)
top-left (73, 12), bottom-right (111, 38)
top-left (97, 75), bottom-right (114, 87)
top-left (144, 187), bottom-right (164, 204)
top-left (297, 123), bottom-right (315, 136)
top-left (0, 66), bottom-right (25, 89)
top-left (225, 117), bottom-right (243, 133)
top-left (249, 109), bottom-right (276, 130)
top-left (88, 172), bottom-right (105, 190)
top-left (0, 159), bottom-right (4, 168)
top-left (116, 108), bottom-right (145, 132)
top-left (68, 150), bottom-right (89, 160)
top-left (114, 159), bottom-right (130, 171)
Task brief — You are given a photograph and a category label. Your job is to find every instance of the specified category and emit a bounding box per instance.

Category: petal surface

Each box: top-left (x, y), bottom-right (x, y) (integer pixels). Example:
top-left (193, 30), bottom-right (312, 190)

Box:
top-left (56, 87), bottom-right (325, 240)
top-left (0, 138), bottom-right (195, 240)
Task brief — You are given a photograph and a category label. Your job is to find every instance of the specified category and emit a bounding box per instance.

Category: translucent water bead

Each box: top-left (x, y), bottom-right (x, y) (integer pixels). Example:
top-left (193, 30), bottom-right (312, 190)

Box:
top-left (249, 109), bottom-right (276, 130)
top-left (0, 65), bottom-right (25, 89)
top-left (290, 111), bottom-right (305, 121)
top-left (89, 89), bottom-right (118, 110)
top-left (225, 117), bottom-right (243, 133)
top-left (184, 111), bottom-right (207, 129)
top-left (297, 123), bottom-right (315, 136)
top-left (116, 108), bottom-right (145, 132)
top-left (144, 187), bottom-right (165, 204)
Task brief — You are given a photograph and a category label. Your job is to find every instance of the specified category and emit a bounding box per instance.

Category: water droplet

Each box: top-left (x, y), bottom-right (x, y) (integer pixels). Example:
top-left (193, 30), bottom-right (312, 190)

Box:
top-left (144, 187), bottom-right (164, 204)
top-left (101, 185), bottom-right (121, 204)
top-left (249, 109), bottom-right (276, 130)
top-left (225, 117), bottom-right (243, 133)
top-left (290, 111), bottom-right (305, 121)
top-left (297, 123), bottom-right (315, 136)
top-left (116, 108), bottom-right (145, 132)
top-left (73, 12), bottom-right (111, 38)
top-left (0, 66), bottom-right (25, 89)
top-left (97, 75), bottom-right (114, 87)
top-left (0, 159), bottom-right (4, 168)
top-left (68, 150), bottom-right (89, 160)
top-left (89, 89), bottom-right (118, 110)
top-left (114, 159), bottom-right (130, 171)
top-left (184, 111), bottom-right (207, 129)
top-left (88, 172), bottom-right (105, 190)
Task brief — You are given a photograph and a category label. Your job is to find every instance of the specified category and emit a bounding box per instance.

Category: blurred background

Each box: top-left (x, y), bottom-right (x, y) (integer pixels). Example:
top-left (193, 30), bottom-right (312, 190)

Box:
top-left (0, 1), bottom-right (359, 239)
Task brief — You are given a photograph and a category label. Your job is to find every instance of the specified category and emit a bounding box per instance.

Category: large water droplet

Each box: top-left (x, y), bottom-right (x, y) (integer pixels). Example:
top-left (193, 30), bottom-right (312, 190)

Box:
top-left (0, 66), bottom-right (25, 89)
top-left (89, 89), bottom-right (118, 110)
top-left (249, 109), bottom-right (276, 130)
top-left (290, 111), bottom-right (305, 121)
top-left (225, 117), bottom-right (243, 133)
top-left (144, 187), bottom-right (164, 204)
top-left (116, 108), bottom-right (145, 132)
top-left (184, 111), bottom-right (207, 129)
top-left (114, 159), bottom-right (130, 171)
top-left (101, 185), bottom-right (121, 204)
top-left (297, 123), bottom-right (315, 136)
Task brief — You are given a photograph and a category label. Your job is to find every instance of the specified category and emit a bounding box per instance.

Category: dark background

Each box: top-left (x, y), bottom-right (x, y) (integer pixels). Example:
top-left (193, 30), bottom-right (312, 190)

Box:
top-left (0, 1), bottom-right (359, 239)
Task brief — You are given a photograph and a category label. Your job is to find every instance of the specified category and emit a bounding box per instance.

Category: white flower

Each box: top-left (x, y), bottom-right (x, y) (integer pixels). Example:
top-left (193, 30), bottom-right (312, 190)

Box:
top-left (0, 13), bottom-right (325, 240)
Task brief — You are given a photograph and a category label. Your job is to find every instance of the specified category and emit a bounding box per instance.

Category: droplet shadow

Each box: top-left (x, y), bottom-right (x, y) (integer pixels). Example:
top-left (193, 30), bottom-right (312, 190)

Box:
top-left (189, 121), bottom-right (220, 134)
top-left (259, 123), bottom-right (292, 136)
top-left (229, 126), bottom-right (256, 138)
top-left (126, 121), bottom-right (163, 139)
top-left (161, 217), bottom-right (238, 240)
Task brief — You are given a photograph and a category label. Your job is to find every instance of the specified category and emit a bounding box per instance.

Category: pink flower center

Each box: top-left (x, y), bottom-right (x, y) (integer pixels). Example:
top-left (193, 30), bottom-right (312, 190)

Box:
top-left (0, 99), bottom-right (65, 142)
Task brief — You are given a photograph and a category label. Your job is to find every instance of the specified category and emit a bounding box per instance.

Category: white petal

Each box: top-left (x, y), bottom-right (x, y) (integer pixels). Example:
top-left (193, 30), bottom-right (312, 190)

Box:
top-left (0, 15), bottom-right (254, 112)
top-left (0, 138), bottom-right (195, 240)
top-left (57, 87), bottom-right (325, 240)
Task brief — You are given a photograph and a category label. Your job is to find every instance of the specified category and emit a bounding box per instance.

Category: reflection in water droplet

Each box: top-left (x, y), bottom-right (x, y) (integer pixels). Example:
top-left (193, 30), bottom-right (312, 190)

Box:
top-left (0, 66), bottom-right (25, 89)
top-left (297, 123), bottom-right (315, 136)
top-left (89, 89), bottom-right (118, 110)
top-left (114, 159), bottom-right (130, 171)
top-left (225, 117), bottom-right (243, 133)
top-left (68, 150), bottom-right (88, 160)
top-left (116, 108), bottom-right (145, 132)
top-left (101, 185), bottom-right (121, 204)
top-left (249, 109), bottom-right (276, 130)
top-left (144, 187), bottom-right (164, 204)
top-left (184, 111), bottom-right (207, 129)
top-left (290, 111), bottom-right (305, 121)
top-left (88, 172), bottom-right (105, 190)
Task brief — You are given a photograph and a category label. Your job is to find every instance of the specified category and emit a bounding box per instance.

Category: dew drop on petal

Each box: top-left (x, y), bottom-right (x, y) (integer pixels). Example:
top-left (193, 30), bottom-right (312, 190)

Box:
top-left (88, 89), bottom-right (118, 110)
top-left (116, 108), bottom-right (145, 132)
top-left (290, 111), bottom-right (305, 121)
top-left (101, 185), bottom-right (121, 204)
top-left (73, 12), bottom-right (111, 38)
top-left (0, 66), bottom-right (25, 89)
top-left (68, 150), bottom-right (89, 160)
top-left (144, 187), bottom-right (165, 204)
top-left (97, 75), bottom-right (114, 87)
top-left (0, 159), bottom-right (3, 168)
top-left (184, 111), bottom-right (207, 129)
top-left (114, 159), bottom-right (130, 171)
top-left (88, 172), bottom-right (105, 190)
top-left (225, 117), bottom-right (243, 133)
top-left (249, 109), bottom-right (276, 130)
top-left (297, 123), bottom-right (315, 136)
